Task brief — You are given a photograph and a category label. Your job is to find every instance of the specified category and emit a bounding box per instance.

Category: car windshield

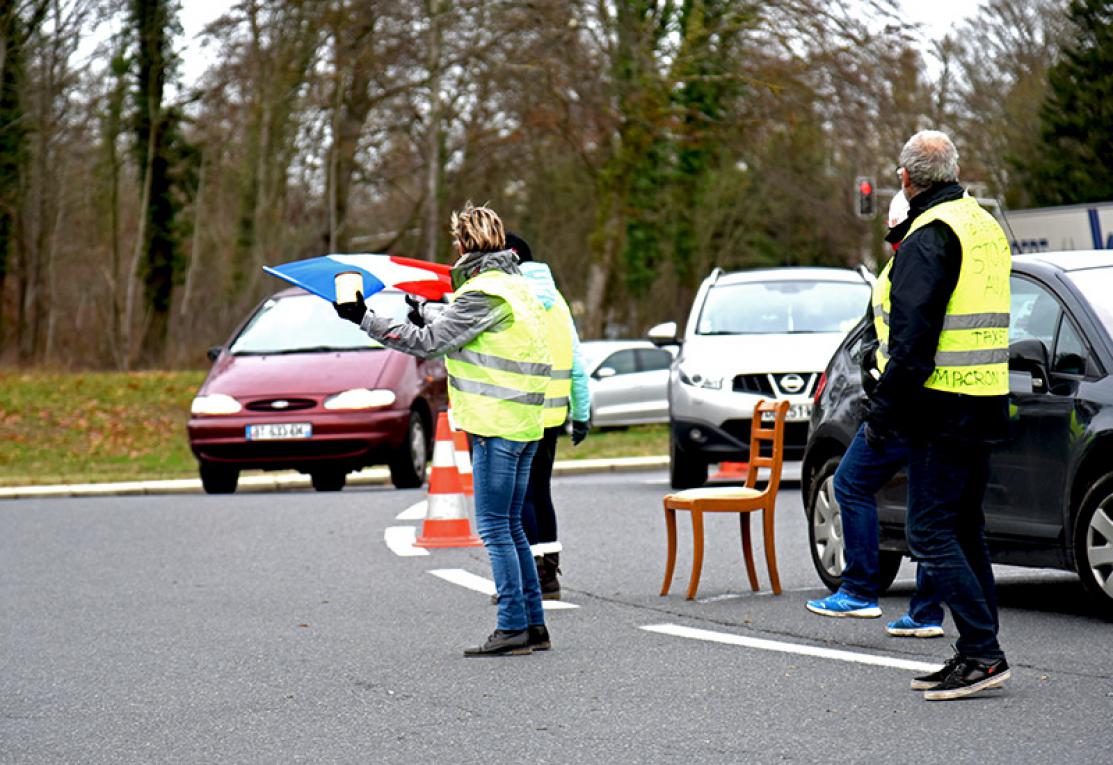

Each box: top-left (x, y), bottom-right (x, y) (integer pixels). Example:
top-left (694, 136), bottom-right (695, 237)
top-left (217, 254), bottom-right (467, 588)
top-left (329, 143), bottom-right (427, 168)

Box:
top-left (697, 280), bottom-right (870, 335)
top-left (229, 291), bottom-right (407, 355)
top-left (1067, 267), bottom-right (1113, 338)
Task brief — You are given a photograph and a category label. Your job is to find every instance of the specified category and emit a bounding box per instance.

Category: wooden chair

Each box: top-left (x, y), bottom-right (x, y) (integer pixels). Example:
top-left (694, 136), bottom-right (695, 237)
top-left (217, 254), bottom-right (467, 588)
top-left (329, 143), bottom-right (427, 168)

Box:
top-left (660, 399), bottom-right (790, 600)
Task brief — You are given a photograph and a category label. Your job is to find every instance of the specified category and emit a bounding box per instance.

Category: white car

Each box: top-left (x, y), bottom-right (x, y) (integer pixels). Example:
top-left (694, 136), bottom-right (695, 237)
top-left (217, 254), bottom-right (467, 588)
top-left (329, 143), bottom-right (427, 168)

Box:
top-left (650, 267), bottom-right (872, 489)
top-left (581, 340), bottom-right (676, 427)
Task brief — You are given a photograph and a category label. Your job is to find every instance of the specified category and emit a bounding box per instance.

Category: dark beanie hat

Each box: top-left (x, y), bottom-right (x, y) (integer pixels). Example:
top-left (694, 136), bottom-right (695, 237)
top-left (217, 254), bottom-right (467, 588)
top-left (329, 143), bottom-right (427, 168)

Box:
top-left (505, 231), bottom-right (533, 262)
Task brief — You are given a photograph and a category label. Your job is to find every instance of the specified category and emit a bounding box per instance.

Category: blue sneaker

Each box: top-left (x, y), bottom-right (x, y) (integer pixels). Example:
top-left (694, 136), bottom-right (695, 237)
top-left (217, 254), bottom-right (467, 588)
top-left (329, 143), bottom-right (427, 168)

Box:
top-left (885, 613), bottom-right (944, 638)
top-left (805, 590), bottom-right (882, 618)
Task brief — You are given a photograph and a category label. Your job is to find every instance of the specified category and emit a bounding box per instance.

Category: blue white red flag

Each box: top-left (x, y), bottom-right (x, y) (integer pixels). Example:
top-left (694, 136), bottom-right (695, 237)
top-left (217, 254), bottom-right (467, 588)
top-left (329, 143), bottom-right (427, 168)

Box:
top-left (263, 253), bottom-right (453, 302)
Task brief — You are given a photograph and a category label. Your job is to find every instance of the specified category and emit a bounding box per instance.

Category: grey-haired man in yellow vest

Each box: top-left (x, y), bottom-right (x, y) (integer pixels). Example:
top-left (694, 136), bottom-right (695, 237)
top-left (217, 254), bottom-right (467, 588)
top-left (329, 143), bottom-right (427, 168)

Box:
top-left (868, 130), bottom-right (1012, 700)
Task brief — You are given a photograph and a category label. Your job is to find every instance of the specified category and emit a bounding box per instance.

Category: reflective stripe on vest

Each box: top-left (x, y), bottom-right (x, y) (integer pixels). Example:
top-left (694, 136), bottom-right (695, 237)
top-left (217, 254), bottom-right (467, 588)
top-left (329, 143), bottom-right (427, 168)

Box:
top-left (444, 271), bottom-right (551, 441)
top-left (875, 196), bottom-right (1011, 396)
top-left (542, 292), bottom-right (575, 428)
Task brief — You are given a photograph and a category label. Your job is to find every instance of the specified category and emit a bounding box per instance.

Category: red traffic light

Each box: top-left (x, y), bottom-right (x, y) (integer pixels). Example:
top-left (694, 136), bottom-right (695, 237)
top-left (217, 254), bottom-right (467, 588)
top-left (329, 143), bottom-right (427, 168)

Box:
top-left (854, 175), bottom-right (876, 219)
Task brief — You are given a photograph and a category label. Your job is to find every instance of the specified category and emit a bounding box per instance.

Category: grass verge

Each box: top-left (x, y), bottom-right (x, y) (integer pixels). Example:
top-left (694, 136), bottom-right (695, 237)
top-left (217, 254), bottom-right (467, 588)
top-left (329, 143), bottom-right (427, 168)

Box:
top-left (1, 371), bottom-right (667, 486)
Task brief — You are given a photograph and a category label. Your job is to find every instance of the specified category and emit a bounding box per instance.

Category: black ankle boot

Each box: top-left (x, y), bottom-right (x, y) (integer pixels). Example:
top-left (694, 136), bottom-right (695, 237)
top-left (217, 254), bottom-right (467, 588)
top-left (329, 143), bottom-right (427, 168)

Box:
top-left (463, 629), bottom-right (531, 657)
top-left (537, 553), bottom-right (561, 600)
top-left (528, 624), bottom-right (551, 651)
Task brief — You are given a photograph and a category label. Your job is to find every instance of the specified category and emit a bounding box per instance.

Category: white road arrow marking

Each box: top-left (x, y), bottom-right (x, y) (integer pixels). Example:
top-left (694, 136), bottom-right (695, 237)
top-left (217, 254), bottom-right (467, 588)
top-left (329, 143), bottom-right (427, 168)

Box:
top-left (384, 526), bottom-right (429, 557)
top-left (428, 568), bottom-right (579, 610)
top-left (641, 623), bottom-right (939, 672)
top-left (396, 500), bottom-right (427, 521)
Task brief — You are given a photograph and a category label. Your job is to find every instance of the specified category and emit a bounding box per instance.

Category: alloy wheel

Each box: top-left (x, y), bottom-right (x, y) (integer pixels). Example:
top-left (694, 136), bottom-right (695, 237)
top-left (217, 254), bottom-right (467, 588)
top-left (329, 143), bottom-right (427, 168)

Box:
top-left (812, 475), bottom-right (846, 579)
top-left (409, 416), bottom-right (427, 477)
top-left (1084, 495), bottom-right (1113, 599)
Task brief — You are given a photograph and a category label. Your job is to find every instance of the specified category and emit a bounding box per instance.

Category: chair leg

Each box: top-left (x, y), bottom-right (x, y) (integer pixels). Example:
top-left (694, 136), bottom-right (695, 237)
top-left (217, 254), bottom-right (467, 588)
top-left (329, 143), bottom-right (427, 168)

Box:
top-left (762, 506), bottom-right (781, 595)
top-left (686, 510), bottom-right (705, 600)
top-left (739, 513), bottom-right (759, 592)
top-left (660, 504), bottom-right (677, 596)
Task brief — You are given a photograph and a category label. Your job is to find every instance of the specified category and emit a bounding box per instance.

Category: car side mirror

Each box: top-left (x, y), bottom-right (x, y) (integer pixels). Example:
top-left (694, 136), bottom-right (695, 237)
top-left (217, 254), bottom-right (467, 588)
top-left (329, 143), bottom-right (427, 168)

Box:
top-left (207, 345), bottom-right (223, 364)
top-left (647, 321), bottom-right (679, 347)
top-left (595, 366), bottom-right (617, 379)
top-left (1008, 338), bottom-right (1048, 392)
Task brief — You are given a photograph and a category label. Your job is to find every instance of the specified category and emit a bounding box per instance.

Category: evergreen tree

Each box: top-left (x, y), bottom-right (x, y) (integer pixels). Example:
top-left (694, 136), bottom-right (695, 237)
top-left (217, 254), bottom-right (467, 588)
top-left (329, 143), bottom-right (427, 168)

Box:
top-left (130, 0), bottom-right (187, 364)
top-left (1030, 0), bottom-right (1113, 206)
top-left (0, 1), bottom-right (48, 342)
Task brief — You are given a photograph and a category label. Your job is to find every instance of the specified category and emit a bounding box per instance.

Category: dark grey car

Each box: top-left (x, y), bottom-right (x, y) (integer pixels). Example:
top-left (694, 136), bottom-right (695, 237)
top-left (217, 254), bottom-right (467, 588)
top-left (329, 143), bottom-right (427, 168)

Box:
top-left (801, 251), bottom-right (1113, 617)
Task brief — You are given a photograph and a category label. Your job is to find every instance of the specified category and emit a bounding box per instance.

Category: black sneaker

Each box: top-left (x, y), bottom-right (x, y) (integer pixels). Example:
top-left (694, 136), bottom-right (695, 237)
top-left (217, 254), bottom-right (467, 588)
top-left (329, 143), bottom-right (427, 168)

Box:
top-left (923, 657), bottom-right (1011, 701)
top-left (528, 624), bottom-right (551, 651)
top-left (463, 629), bottom-right (531, 657)
top-left (910, 652), bottom-right (965, 691)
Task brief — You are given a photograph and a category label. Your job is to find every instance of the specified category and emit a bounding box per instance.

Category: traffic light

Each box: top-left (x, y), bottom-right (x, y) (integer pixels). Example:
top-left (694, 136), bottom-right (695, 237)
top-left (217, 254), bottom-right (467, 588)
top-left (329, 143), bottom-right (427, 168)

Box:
top-left (855, 176), bottom-right (876, 219)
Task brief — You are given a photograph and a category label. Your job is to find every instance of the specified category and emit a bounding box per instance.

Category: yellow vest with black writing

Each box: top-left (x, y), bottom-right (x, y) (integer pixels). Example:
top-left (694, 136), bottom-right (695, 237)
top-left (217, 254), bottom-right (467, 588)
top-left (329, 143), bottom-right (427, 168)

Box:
top-left (445, 271), bottom-right (551, 441)
top-left (542, 293), bottom-right (575, 428)
top-left (874, 195), bottom-right (1011, 396)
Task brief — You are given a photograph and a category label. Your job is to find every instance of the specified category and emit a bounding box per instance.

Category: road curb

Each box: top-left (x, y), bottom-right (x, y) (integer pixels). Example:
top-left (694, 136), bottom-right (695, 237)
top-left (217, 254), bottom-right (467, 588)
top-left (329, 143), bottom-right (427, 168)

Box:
top-left (0, 456), bottom-right (671, 500)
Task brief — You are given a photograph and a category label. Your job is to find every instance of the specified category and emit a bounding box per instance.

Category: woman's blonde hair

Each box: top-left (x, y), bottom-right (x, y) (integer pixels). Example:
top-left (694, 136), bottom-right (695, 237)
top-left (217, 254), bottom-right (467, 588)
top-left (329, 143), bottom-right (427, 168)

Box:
top-left (450, 202), bottom-right (506, 254)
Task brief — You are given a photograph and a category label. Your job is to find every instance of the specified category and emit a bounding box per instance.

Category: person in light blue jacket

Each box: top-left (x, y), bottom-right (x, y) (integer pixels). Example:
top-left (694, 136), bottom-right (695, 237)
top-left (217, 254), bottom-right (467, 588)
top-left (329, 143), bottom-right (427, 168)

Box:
top-left (506, 231), bottom-right (591, 600)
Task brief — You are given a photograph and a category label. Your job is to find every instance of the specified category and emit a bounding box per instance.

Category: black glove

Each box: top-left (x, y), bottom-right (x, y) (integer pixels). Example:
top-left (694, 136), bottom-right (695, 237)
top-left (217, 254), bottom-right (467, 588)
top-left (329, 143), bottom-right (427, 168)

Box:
top-left (863, 421), bottom-right (889, 451)
top-left (405, 294), bottom-right (426, 327)
top-left (333, 290), bottom-right (367, 325)
top-left (571, 420), bottom-right (590, 446)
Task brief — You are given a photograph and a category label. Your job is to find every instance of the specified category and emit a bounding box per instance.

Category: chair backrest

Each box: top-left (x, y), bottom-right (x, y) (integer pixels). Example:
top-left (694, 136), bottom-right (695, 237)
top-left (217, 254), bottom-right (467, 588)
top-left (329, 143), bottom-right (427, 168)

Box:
top-left (743, 399), bottom-right (790, 497)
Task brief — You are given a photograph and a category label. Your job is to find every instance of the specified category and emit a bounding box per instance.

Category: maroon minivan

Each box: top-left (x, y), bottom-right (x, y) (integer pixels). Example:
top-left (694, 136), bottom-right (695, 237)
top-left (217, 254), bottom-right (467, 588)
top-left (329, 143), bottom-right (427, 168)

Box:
top-left (187, 288), bottom-right (447, 493)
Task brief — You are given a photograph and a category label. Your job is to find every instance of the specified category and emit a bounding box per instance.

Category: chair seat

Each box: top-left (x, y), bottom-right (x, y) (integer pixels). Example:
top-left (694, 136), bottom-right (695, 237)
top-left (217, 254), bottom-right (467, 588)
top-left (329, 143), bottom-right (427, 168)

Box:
top-left (667, 486), bottom-right (762, 502)
top-left (666, 486), bottom-right (763, 510)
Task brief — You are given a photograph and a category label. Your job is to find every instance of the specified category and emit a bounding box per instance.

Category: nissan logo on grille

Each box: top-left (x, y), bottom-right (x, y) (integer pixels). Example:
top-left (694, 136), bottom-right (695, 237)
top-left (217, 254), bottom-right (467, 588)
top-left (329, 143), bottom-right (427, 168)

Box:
top-left (778, 374), bottom-right (806, 394)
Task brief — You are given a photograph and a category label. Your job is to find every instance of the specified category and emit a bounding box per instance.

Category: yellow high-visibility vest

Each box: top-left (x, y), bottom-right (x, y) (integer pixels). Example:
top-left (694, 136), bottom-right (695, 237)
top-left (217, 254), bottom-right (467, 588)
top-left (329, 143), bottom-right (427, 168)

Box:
top-left (874, 196), bottom-right (1010, 395)
top-left (541, 293), bottom-right (574, 428)
top-left (444, 271), bottom-right (551, 441)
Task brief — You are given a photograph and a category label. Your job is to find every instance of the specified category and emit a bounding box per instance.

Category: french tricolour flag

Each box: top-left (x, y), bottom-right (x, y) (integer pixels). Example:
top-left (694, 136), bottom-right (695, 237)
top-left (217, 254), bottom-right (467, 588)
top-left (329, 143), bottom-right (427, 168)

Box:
top-left (264, 253), bottom-right (453, 302)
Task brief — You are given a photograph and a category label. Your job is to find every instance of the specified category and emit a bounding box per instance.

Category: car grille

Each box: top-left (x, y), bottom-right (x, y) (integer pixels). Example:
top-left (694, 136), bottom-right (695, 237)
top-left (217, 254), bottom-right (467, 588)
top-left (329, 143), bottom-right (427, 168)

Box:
top-left (245, 397), bottom-right (317, 412)
top-left (732, 372), bottom-right (817, 397)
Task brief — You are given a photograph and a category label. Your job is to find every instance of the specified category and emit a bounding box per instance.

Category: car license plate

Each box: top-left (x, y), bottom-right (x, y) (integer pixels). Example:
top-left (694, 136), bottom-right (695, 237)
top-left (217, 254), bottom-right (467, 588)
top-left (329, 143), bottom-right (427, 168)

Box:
top-left (762, 403), bottom-right (812, 423)
top-left (246, 422), bottom-right (312, 441)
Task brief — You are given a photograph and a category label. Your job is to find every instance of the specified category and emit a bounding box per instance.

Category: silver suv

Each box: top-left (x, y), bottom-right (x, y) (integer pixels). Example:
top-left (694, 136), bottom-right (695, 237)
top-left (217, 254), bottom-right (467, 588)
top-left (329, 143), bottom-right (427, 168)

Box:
top-left (650, 267), bottom-right (871, 489)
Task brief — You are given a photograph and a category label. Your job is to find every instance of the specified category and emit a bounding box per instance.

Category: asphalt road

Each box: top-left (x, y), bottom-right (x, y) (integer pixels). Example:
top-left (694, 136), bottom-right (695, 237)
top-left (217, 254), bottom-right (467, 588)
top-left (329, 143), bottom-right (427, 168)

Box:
top-left (3, 472), bottom-right (1111, 764)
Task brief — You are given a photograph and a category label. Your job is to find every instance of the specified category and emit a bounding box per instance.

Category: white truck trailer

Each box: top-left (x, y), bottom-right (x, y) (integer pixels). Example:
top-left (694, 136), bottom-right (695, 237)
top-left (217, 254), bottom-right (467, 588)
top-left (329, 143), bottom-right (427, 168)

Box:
top-left (998, 201), bottom-right (1113, 254)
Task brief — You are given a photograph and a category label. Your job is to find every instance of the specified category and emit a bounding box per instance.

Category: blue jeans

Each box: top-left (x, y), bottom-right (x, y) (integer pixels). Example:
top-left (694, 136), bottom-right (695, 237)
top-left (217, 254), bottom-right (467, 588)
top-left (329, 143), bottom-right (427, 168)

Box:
top-left (471, 436), bottom-right (545, 632)
top-left (906, 439), bottom-right (1003, 660)
top-left (834, 424), bottom-right (943, 624)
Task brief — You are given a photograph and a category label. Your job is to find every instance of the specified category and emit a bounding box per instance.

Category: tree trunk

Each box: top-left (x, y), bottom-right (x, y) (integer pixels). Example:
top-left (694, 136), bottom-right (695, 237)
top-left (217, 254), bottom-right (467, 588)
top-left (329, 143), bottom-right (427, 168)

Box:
top-left (423, 0), bottom-right (442, 262)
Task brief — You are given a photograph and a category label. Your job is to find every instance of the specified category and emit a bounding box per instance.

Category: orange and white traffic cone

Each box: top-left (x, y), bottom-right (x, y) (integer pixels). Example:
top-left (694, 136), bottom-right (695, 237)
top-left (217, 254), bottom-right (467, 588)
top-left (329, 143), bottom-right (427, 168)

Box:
top-left (452, 428), bottom-right (474, 496)
top-left (711, 461), bottom-right (749, 481)
top-left (414, 411), bottom-right (482, 549)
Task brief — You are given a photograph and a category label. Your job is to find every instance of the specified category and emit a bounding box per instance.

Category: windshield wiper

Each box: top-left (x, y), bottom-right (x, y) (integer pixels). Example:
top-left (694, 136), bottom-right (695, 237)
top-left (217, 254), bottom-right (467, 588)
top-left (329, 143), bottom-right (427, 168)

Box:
top-left (233, 345), bottom-right (380, 355)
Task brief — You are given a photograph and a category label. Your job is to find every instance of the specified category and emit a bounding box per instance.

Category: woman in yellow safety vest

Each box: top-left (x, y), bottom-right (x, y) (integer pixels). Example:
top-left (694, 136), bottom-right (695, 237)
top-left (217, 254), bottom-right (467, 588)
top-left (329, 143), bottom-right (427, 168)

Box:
top-left (334, 203), bottom-right (552, 657)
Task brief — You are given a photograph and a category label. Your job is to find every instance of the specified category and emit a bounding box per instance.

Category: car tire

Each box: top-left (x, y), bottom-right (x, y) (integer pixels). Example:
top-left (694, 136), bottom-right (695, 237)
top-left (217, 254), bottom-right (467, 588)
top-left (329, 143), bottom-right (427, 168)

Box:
top-left (1073, 473), bottom-right (1113, 619)
top-left (390, 411), bottom-right (428, 489)
top-left (806, 455), bottom-right (902, 594)
top-left (310, 470), bottom-right (347, 492)
top-left (669, 436), bottom-right (707, 490)
top-left (200, 463), bottom-right (239, 495)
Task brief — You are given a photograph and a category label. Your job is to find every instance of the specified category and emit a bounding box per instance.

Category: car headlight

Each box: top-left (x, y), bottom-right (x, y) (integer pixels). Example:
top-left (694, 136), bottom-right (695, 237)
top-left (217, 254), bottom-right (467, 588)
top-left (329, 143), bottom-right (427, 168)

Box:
top-left (323, 388), bottom-right (397, 410)
top-left (190, 393), bottom-right (242, 415)
top-left (677, 366), bottom-right (723, 390)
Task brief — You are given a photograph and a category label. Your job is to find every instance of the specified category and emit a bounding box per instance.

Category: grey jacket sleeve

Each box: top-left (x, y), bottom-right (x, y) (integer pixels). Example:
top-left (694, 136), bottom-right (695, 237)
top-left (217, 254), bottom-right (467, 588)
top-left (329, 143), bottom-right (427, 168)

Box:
top-left (358, 292), bottom-right (511, 359)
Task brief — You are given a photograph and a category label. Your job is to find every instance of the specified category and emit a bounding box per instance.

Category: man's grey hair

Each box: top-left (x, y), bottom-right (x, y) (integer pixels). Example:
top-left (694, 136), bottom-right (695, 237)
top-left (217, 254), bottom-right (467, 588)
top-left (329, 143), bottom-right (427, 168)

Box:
top-left (899, 130), bottom-right (959, 189)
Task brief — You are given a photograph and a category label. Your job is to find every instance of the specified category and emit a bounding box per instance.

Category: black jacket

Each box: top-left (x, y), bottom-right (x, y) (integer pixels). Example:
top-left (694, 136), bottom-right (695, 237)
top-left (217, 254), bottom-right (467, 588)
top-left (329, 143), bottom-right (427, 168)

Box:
top-left (866, 182), bottom-right (1009, 444)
